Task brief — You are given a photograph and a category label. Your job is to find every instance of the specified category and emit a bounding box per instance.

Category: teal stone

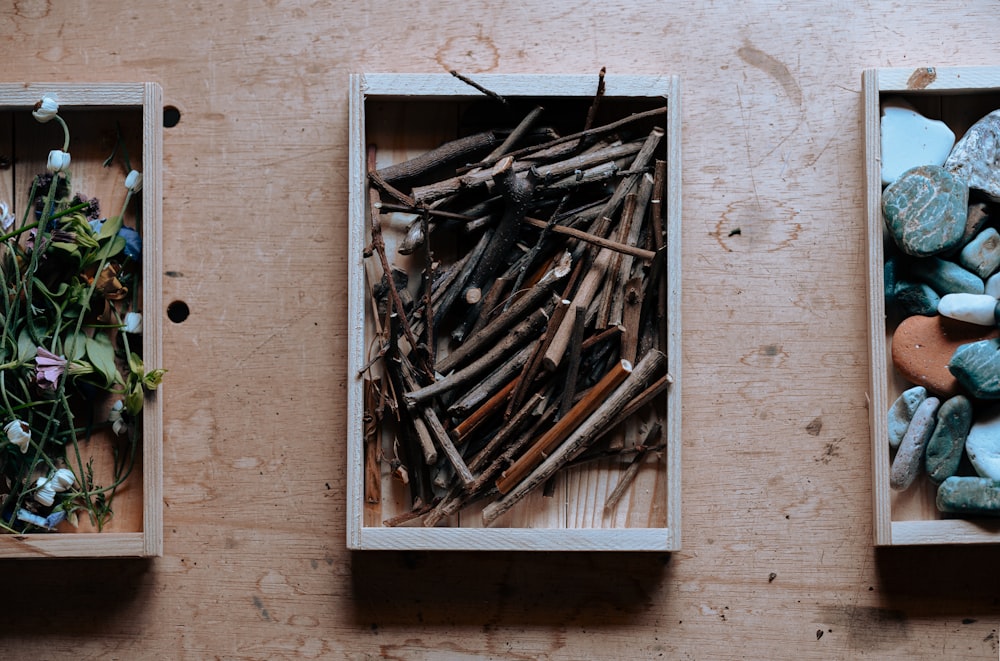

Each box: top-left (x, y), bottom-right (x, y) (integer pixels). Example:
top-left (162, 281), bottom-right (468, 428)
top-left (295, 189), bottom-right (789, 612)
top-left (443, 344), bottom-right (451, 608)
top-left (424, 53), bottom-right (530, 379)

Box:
top-left (915, 257), bottom-right (984, 295)
top-left (936, 476), bottom-right (1000, 515)
top-left (885, 257), bottom-right (898, 307)
top-left (925, 395), bottom-right (972, 483)
top-left (894, 280), bottom-right (940, 316)
top-left (888, 385), bottom-right (927, 449)
top-left (959, 227), bottom-right (1000, 279)
top-left (949, 339), bottom-right (1000, 398)
top-left (883, 165), bottom-right (969, 257)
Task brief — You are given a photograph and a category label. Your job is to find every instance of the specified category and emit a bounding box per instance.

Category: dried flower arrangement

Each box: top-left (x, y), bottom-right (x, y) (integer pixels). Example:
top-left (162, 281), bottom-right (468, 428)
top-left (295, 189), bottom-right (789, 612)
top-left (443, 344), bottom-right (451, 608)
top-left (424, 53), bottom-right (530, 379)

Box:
top-left (0, 96), bottom-right (164, 533)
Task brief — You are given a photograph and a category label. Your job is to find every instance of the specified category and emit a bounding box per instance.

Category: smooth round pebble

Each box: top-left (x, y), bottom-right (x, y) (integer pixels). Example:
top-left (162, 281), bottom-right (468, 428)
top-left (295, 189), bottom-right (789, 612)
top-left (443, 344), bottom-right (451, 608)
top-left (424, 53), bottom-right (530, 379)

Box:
top-left (965, 405), bottom-right (1000, 479)
top-left (895, 281), bottom-right (940, 316)
top-left (925, 395), bottom-right (972, 484)
top-left (949, 338), bottom-right (1000, 399)
top-left (890, 396), bottom-right (939, 490)
top-left (985, 271), bottom-right (1000, 299)
top-left (959, 227), bottom-right (1000, 279)
top-left (891, 314), bottom-right (1000, 397)
top-left (888, 386), bottom-right (927, 450)
top-left (915, 257), bottom-right (984, 295)
top-left (938, 292), bottom-right (998, 326)
top-left (883, 165), bottom-right (969, 257)
top-left (936, 476), bottom-right (1000, 515)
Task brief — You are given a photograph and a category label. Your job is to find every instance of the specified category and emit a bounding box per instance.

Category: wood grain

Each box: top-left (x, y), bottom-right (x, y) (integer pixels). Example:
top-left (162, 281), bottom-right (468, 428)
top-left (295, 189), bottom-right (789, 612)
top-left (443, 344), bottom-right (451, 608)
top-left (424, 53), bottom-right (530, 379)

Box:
top-left (1, 2), bottom-right (1000, 659)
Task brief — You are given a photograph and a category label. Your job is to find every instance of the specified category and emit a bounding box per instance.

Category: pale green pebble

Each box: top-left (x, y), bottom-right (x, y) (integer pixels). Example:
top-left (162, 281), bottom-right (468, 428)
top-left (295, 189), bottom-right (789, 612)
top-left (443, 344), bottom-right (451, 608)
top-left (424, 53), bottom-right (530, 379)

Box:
top-left (936, 476), bottom-right (1000, 515)
top-left (888, 386), bottom-right (927, 450)
top-left (916, 257), bottom-right (984, 295)
top-left (925, 395), bottom-right (972, 484)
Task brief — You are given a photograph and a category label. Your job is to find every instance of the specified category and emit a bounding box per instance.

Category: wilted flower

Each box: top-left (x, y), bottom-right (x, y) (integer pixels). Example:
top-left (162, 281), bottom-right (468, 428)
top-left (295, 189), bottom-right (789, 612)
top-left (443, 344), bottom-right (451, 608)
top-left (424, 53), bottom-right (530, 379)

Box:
top-left (118, 226), bottom-right (142, 261)
top-left (33, 468), bottom-right (76, 507)
top-left (123, 311), bottom-right (143, 334)
top-left (34, 347), bottom-right (67, 391)
top-left (4, 420), bottom-right (30, 454)
top-left (46, 149), bottom-right (71, 173)
top-left (108, 400), bottom-right (127, 435)
top-left (92, 262), bottom-right (128, 300)
top-left (0, 201), bottom-right (13, 231)
top-left (32, 96), bottom-right (59, 123)
top-left (124, 170), bottom-right (143, 193)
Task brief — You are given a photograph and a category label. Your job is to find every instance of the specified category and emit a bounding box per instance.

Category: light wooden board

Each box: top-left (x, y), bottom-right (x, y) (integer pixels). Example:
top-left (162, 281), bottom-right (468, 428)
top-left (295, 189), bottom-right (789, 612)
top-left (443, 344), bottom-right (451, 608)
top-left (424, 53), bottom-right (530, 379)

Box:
top-left (7, 3), bottom-right (1000, 659)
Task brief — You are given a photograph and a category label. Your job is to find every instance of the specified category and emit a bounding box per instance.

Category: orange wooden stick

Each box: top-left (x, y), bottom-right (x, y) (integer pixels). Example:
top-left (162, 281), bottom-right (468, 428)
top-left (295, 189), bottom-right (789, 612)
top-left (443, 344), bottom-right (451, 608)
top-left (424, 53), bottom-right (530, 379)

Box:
top-left (495, 359), bottom-right (632, 494)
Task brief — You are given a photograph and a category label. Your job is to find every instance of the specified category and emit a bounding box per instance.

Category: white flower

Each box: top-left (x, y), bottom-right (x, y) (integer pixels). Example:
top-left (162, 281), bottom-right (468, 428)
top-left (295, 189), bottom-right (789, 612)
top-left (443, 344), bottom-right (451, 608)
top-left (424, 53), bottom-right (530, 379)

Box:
top-left (0, 201), bottom-right (14, 231)
top-left (33, 468), bottom-right (75, 507)
top-left (4, 420), bottom-right (30, 454)
top-left (123, 311), bottom-right (143, 334)
top-left (46, 149), bottom-right (71, 173)
top-left (32, 96), bottom-right (59, 123)
top-left (108, 400), bottom-right (127, 435)
top-left (124, 170), bottom-right (143, 193)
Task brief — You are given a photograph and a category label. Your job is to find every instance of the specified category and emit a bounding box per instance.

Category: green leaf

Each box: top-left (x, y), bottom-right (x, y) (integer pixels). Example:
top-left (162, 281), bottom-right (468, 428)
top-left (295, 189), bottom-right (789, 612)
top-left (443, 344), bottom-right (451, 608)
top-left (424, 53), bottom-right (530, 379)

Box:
top-left (33, 277), bottom-right (69, 301)
top-left (17, 328), bottom-right (36, 364)
top-left (90, 235), bottom-right (125, 263)
top-left (127, 351), bottom-right (144, 377)
top-left (85, 332), bottom-right (118, 388)
top-left (62, 332), bottom-right (87, 361)
top-left (97, 215), bottom-right (123, 241)
top-left (125, 379), bottom-right (144, 415)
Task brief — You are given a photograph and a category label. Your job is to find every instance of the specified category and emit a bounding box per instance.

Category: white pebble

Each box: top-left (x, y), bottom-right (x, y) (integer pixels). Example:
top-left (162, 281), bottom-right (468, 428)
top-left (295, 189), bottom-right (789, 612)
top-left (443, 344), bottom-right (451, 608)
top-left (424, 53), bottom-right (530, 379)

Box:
top-left (986, 272), bottom-right (1000, 299)
top-left (938, 292), bottom-right (997, 326)
top-left (966, 405), bottom-right (1000, 479)
top-left (881, 102), bottom-right (956, 185)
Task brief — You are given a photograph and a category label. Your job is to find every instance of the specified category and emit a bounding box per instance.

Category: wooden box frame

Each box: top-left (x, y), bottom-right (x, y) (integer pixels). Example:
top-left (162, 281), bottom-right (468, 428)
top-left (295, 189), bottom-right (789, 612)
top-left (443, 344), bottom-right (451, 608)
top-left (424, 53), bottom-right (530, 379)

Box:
top-left (865, 66), bottom-right (1000, 545)
top-left (0, 84), bottom-right (163, 557)
top-left (347, 73), bottom-right (682, 551)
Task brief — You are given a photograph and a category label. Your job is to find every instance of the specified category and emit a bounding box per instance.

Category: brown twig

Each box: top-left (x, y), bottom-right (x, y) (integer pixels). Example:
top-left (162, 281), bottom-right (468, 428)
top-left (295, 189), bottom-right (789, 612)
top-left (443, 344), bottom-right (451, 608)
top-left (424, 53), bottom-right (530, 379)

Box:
top-left (450, 70), bottom-right (509, 106)
top-left (495, 359), bottom-right (633, 494)
top-left (483, 350), bottom-right (667, 525)
top-left (603, 422), bottom-right (661, 515)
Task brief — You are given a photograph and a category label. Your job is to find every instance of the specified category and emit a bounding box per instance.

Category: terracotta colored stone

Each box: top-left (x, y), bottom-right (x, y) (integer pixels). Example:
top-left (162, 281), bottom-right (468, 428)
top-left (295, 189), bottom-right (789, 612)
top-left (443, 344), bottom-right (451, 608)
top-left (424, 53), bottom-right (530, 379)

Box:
top-left (891, 314), bottom-right (1000, 397)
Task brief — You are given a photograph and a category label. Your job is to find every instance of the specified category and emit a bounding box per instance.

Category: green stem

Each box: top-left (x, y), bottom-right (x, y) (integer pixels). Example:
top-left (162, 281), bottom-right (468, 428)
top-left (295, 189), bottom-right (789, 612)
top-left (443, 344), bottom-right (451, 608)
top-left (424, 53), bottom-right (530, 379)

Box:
top-left (53, 115), bottom-right (70, 152)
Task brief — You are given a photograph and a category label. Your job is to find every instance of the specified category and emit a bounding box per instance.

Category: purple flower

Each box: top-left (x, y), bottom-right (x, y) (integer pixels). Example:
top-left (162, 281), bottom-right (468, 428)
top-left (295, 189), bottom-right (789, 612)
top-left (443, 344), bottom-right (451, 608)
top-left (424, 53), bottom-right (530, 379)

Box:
top-left (35, 347), bottom-right (67, 391)
top-left (118, 226), bottom-right (141, 261)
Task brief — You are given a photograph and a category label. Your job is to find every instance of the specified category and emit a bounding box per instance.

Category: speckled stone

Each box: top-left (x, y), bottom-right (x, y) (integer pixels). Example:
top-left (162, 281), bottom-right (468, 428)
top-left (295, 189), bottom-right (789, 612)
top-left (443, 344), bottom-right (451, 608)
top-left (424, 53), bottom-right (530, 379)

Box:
top-left (888, 386), bottom-right (928, 450)
top-left (936, 476), bottom-right (1000, 515)
top-left (925, 395), bottom-right (972, 484)
top-left (883, 165), bottom-right (969, 257)
top-left (891, 314), bottom-right (1000, 397)
top-left (894, 280), bottom-right (940, 316)
top-left (890, 396), bottom-right (939, 490)
top-left (958, 202), bottom-right (991, 250)
top-left (949, 338), bottom-right (1000, 399)
top-left (965, 404), bottom-right (1000, 479)
top-left (960, 227), bottom-right (1000, 279)
top-left (915, 257), bottom-right (984, 295)
top-left (945, 109), bottom-right (1000, 202)
top-left (938, 292), bottom-right (998, 326)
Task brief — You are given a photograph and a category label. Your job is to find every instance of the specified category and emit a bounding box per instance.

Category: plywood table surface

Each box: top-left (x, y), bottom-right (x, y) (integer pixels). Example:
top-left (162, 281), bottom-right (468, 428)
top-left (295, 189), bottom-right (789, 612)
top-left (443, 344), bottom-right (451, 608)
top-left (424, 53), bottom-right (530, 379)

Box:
top-left (2, 2), bottom-right (1000, 659)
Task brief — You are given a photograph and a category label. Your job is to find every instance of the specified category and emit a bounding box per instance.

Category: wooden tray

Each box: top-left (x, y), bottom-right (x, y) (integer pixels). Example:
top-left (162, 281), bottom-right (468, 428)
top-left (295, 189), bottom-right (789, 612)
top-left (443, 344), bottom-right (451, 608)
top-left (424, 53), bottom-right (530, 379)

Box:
top-left (0, 84), bottom-right (162, 557)
top-left (347, 73), bottom-right (681, 551)
top-left (865, 66), bottom-right (1000, 545)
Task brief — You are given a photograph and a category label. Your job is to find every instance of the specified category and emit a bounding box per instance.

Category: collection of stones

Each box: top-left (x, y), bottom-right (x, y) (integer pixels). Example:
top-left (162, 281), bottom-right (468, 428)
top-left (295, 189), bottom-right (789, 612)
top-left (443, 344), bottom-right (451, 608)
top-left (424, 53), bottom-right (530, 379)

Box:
top-left (883, 100), bottom-right (1000, 516)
